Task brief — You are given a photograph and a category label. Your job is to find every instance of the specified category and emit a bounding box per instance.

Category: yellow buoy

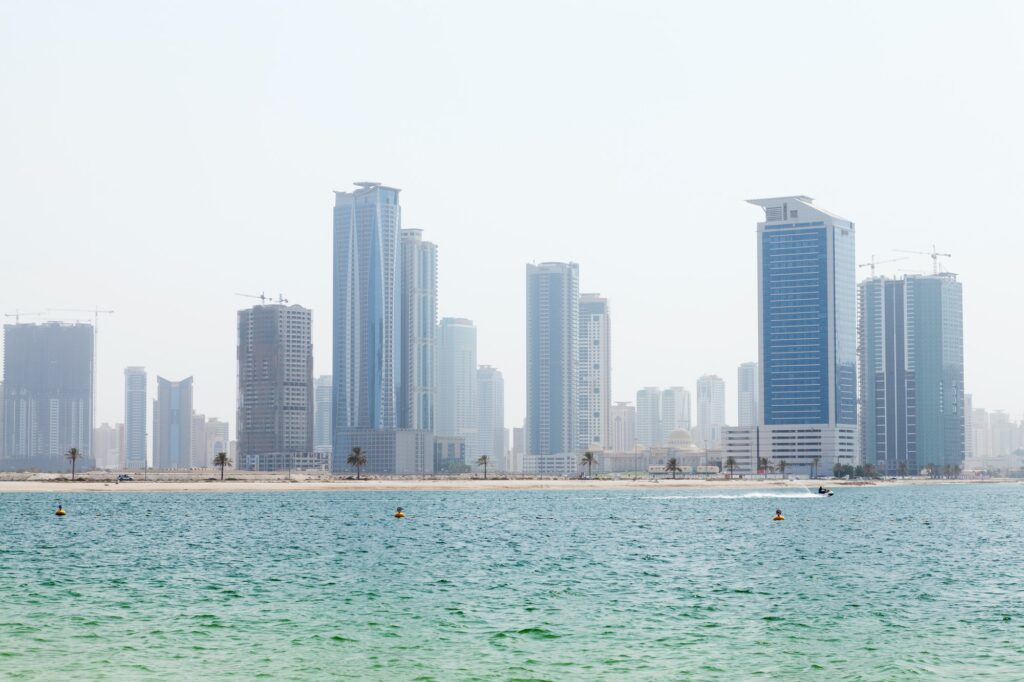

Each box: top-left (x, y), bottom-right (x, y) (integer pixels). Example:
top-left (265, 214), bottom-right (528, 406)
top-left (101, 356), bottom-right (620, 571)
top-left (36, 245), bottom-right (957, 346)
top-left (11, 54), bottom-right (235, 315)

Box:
top-left (773, 515), bottom-right (784, 521)
top-left (394, 507), bottom-right (405, 518)
top-left (55, 507), bottom-right (67, 517)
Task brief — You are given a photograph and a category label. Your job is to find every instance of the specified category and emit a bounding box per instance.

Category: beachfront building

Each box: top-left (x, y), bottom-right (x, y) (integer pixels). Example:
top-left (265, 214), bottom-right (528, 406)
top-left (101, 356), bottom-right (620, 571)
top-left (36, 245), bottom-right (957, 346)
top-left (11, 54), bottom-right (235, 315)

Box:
top-left (237, 303), bottom-right (314, 471)
top-left (398, 228), bottom-right (437, 434)
top-left (153, 376), bottom-right (193, 469)
top-left (2, 322), bottom-right (95, 471)
top-left (475, 365), bottom-right (505, 469)
top-left (859, 273), bottom-right (965, 475)
top-left (436, 317), bottom-right (477, 458)
top-left (609, 401), bottom-right (636, 453)
top-left (737, 362), bottom-right (758, 428)
top-left (525, 262), bottom-right (579, 475)
top-left (332, 182), bottom-right (433, 474)
top-left (577, 293), bottom-right (611, 451)
top-left (695, 375), bottom-right (726, 450)
top-left (635, 387), bottom-right (662, 448)
top-left (314, 375), bottom-right (333, 454)
top-left (661, 387), bottom-right (691, 440)
top-left (747, 196), bottom-right (858, 474)
top-left (124, 366), bottom-right (147, 469)
top-left (92, 422), bottom-right (123, 469)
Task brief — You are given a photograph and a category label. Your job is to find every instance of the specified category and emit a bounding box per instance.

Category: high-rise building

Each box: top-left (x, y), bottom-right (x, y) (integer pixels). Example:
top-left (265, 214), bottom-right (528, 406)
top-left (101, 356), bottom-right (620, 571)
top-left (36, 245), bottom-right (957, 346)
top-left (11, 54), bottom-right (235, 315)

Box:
top-left (748, 196), bottom-right (857, 472)
top-left (123, 367), bottom-right (147, 469)
top-left (660, 387), bottom-right (691, 441)
top-left (636, 387), bottom-right (662, 448)
top-left (475, 365), bottom-right (505, 467)
top-left (0, 381), bottom-right (4, 458)
top-left (964, 394), bottom-right (974, 462)
top-left (526, 262), bottom-right (579, 459)
top-left (2, 322), bottom-right (94, 470)
top-left (737, 362), bottom-right (758, 428)
top-left (205, 418), bottom-right (229, 464)
top-left (399, 228), bottom-right (437, 432)
top-left (577, 293), bottom-right (611, 451)
top-left (610, 401), bottom-right (637, 452)
top-left (695, 375), bottom-right (726, 450)
top-left (314, 375), bottom-right (333, 453)
top-left (436, 318), bottom-right (477, 456)
top-left (191, 413), bottom-right (208, 468)
top-left (332, 182), bottom-right (433, 474)
top-left (859, 273), bottom-right (965, 475)
top-left (154, 376), bottom-right (193, 469)
top-left (333, 182), bottom-right (403, 438)
top-left (92, 422), bottom-right (123, 469)
top-left (237, 304), bottom-right (314, 470)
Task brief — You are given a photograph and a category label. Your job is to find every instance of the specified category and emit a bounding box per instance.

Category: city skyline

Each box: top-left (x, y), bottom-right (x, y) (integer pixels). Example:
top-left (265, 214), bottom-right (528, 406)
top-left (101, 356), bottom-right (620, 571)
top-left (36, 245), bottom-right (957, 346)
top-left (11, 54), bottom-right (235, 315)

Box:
top-left (4, 3), bottom-right (1024, 438)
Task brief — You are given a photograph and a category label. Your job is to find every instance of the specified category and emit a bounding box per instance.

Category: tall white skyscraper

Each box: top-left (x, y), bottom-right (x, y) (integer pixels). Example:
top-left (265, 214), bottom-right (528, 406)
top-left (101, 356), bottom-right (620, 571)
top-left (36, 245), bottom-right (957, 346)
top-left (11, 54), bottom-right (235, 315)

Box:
top-left (526, 262), bottom-right (579, 458)
top-left (737, 362), bottom-right (758, 428)
top-left (436, 317), bottom-right (477, 457)
top-left (314, 375), bottom-right (333, 453)
top-left (636, 387), bottom-right (662, 448)
top-left (660, 387), bottom-right (691, 441)
top-left (475, 365), bottom-right (505, 465)
top-left (124, 366), bottom-right (147, 469)
top-left (610, 401), bottom-right (636, 452)
top-left (399, 228), bottom-right (437, 432)
top-left (577, 293), bottom-right (610, 450)
top-left (695, 375), bottom-right (726, 449)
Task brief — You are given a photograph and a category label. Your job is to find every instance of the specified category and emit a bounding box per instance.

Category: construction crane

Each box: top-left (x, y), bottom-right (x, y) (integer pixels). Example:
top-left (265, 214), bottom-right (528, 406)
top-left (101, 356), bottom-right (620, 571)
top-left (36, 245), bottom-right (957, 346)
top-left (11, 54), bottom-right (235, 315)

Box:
top-left (3, 310), bottom-right (45, 324)
top-left (896, 245), bottom-right (952, 275)
top-left (235, 292), bottom-right (289, 305)
top-left (49, 306), bottom-right (114, 332)
top-left (857, 255), bottom-right (908, 277)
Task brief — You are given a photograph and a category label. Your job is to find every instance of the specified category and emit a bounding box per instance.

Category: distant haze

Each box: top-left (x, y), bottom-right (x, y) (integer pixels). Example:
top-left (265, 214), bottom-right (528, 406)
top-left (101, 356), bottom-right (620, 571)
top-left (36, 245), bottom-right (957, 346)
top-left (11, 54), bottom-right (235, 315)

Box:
top-left (2, 1), bottom-right (1022, 429)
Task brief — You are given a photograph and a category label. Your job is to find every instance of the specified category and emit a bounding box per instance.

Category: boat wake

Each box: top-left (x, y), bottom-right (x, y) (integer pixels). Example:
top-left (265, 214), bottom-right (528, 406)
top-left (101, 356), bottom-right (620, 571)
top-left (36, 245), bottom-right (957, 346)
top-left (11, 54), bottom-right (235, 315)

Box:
top-left (648, 492), bottom-right (821, 500)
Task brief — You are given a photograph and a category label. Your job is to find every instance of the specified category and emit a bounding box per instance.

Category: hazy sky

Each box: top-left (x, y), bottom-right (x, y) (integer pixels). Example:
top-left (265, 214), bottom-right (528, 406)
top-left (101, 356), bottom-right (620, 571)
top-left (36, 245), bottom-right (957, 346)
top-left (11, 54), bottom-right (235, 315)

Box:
top-left (2, 1), bottom-right (1023, 431)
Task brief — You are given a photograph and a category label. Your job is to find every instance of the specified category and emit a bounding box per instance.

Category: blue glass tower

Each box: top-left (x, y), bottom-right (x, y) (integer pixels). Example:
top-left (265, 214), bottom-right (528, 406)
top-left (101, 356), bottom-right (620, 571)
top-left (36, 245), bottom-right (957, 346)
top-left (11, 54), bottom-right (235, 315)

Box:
top-left (526, 262), bottom-right (579, 458)
top-left (748, 196), bottom-right (858, 473)
top-left (859, 274), bottom-right (964, 475)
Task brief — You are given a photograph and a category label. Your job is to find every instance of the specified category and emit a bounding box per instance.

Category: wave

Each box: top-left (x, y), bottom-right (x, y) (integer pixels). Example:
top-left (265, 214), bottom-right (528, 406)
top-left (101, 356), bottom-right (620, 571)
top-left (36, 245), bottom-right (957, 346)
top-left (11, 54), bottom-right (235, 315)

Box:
top-left (648, 492), bottom-right (821, 500)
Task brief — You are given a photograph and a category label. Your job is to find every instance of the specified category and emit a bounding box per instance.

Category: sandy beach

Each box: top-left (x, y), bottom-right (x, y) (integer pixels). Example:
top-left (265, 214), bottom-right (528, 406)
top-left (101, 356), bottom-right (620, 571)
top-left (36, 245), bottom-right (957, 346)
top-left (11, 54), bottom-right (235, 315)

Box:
top-left (0, 475), bottom-right (1013, 493)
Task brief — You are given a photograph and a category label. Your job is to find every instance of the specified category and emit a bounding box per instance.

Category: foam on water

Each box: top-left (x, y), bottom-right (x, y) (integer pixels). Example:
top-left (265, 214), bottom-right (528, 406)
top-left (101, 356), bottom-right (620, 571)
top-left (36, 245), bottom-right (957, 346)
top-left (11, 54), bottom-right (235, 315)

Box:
top-left (649, 491), bottom-right (822, 499)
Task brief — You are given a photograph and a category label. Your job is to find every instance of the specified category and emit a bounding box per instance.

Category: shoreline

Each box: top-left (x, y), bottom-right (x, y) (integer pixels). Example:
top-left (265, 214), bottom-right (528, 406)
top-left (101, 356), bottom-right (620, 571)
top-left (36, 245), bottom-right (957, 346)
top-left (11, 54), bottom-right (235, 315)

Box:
top-left (0, 476), bottom-right (1015, 493)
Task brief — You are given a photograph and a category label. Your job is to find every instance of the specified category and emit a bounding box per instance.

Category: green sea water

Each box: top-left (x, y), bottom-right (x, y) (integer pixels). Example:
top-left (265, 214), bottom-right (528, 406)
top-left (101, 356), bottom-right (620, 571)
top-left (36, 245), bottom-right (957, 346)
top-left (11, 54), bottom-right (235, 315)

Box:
top-left (1, 484), bottom-right (1023, 680)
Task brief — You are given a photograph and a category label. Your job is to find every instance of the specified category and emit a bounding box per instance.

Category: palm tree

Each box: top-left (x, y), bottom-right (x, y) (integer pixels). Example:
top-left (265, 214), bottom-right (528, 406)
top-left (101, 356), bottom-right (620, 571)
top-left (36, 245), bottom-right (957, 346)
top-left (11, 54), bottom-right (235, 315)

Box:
top-left (213, 451), bottom-right (231, 481)
top-left (65, 447), bottom-right (81, 481)
top-left (777, 459), bottom-right (787, 479)
top-left (665, 457), bottom-right (680, 479)
top-left (725, 456), bottom-right (736, 479)
top-left (898, 461), bottom-right (908, 479)
top-left (477, 455), bottom-right (490, 479)
top-left (759, 457), bottom-right (769, 481)
top-left (581, 451), bottom-right (597, 479)
top-left (347, 446), bottom-right (367, 480)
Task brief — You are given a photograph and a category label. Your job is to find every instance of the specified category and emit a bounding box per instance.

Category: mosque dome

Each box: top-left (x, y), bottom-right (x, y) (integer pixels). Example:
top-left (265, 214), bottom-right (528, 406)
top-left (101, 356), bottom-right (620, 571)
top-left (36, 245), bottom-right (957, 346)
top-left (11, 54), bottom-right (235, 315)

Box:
top-left (665, 428), bottom-right (697, 450)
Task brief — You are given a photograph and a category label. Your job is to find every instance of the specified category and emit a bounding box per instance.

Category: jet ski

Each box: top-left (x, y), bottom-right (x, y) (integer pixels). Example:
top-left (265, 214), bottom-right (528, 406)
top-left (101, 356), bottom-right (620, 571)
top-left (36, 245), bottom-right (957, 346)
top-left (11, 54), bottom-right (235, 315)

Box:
top-left (816, 487), bottom-right (834, 497)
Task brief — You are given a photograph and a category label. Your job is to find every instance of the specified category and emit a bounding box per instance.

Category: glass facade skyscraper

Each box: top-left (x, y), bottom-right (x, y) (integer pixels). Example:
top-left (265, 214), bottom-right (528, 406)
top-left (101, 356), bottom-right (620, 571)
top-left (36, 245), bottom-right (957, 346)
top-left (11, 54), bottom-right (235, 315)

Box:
top-left (332, 182), bottom-right (403, 435)
top-left (124, 366), bottom-right (147, 469)
top-left (526, 262), bottom-right (579, 458)
top-left (748, 196), bottom-right (858, 472)
top-left (332, 182), bottom-right (434, 474)
top-left (859, 274), bottom-right (965, 474)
